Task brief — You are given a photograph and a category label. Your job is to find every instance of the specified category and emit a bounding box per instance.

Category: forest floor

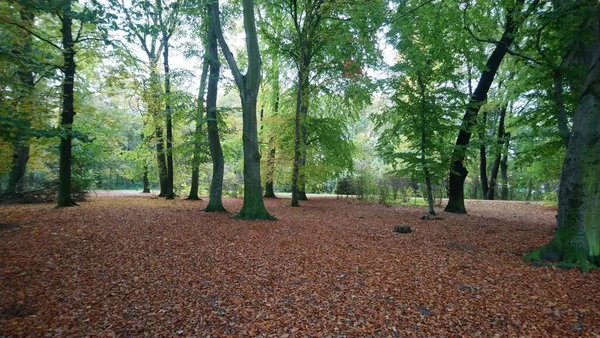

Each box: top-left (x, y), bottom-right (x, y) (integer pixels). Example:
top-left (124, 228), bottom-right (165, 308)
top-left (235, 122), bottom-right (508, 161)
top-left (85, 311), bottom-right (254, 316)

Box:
top-left (0, 193), bottom-right (599, 337)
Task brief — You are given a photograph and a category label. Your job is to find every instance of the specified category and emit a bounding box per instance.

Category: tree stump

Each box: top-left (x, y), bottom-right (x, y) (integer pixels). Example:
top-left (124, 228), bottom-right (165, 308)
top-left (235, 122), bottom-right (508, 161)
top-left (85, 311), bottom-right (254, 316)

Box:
top-left (394, 225), bottom-right (413, 233)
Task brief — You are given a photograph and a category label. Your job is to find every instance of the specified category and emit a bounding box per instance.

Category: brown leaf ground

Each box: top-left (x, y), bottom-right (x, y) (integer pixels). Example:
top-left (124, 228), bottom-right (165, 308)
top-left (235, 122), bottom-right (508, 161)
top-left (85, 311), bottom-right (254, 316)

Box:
top-left (0, 194), bottom-right (598, 337)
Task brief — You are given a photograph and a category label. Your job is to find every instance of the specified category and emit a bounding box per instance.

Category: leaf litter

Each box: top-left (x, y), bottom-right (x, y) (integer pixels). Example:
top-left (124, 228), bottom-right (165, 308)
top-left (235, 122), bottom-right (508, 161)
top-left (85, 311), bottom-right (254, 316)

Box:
top-left (0, 194), bottom-right (598, 337)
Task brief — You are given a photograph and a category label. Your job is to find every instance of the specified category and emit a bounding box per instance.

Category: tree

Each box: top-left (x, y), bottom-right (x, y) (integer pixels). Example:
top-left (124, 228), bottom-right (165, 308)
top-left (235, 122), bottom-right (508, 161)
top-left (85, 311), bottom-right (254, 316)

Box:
top-left (204, 4), bottom-right (226, 212)
top-left (158, 0), bottom-right (183, 200)
top-left (445, 0), bottom-right (538, 213)
top-left (2, 2), bottom-right (35, 195)
top-left (107, 0), bottom-right (183, 198)
top-left (211, 0), bottom-right (274, 220)
top-left (187, 56), bottom-right (208, 200)
top-left (525, 3), bottom-right (600, 272)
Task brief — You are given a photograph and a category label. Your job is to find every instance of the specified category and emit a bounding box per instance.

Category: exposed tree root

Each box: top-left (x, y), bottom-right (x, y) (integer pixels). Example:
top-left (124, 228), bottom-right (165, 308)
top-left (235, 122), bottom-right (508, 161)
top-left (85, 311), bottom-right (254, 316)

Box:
top-left (525, 245), bottom-right (598, 273)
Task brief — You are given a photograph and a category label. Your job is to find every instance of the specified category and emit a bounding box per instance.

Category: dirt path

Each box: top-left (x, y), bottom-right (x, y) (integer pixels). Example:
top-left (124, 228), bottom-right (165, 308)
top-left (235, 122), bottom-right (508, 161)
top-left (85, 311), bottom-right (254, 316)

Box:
top-left (0, 195), bottom-right (597, 336)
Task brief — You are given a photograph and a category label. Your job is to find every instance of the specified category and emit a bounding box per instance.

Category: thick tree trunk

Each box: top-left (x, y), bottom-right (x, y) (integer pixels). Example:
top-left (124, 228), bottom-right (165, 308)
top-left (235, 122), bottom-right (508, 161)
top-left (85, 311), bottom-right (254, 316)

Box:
top-left (188, 57), bottom-right (209, 201)
top-left (236, 96), bottom-right (274, 219)
top-left (526, 25), bottom-right (600, 272)
top-left (445, 0), bottom-right (526, 213)
top-left (163, 35), bottom-right (175, 200)
top-left (205, 15), bottom-right (226, 212)
top-left (57, 0), bottom-right (77, 207)
top-left (487, 104), bottom-right (507, 200)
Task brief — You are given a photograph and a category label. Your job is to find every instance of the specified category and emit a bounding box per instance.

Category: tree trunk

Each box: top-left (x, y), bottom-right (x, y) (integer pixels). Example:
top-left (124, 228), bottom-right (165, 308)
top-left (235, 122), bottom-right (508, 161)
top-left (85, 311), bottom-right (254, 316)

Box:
top-left (142, 165), bottom-right (150, 193)
top-left (553, 68), bottom-right (571, 147)
top-left (204, 13), bottom-right (226, 212)
top-left (149, 58), bottom-right (167, 197)
top-left (479, 110), bottom-right (489, 199)
top-left (291, 58), bottom-right (310, 206)
top-left (526, 33), bottom-right (600, 271)
top-left (6, 8), bottom-right (34, 196)
top-left (163, 34), bottom-right (175, 200)
top-left (263, 62), bottom-right (279, 199)
top-left (57, 1), bottom-right (77, 207)
top-left (212, 0), bottom-right (273, 219)
top-left (417, 72), bottom-right (435, 216)
top-left (500, 132), bottom-right (510, 200)
top-left (188, 57), bottom-right (209, 201)
top-left (445, 0), bottom-right (526, 213)
top-left (487, 104), bottom-right (507, 200)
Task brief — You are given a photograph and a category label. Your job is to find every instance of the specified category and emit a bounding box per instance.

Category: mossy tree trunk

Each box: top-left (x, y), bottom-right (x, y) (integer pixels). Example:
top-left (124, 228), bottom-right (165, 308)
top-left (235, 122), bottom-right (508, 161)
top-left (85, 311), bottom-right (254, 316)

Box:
top-left (211, 0), bottom-right (274, 220)
top-left (526, 35), bottom-right (600, 272)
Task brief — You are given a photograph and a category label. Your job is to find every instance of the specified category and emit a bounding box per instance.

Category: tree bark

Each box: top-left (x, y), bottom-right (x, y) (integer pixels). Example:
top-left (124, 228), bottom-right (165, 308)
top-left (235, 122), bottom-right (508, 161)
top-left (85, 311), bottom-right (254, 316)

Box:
top-left (445, 0), bottom-right (526, 213)
top-left (417, 72), bottom-right (435, 216)
top-left (204, 11), bottom-right (226, 212)
top-left (263, 61), bottom-right (279, 198)
top-left (487, 104), bottom-right (507, 200)
top-left (163, 33), bottom-right (175, 200)
top-left (57, 0), bottom-right (77, 207)
top-left (149, 58), bottom-right (168, 197)
top-left (291, 58), bottom-right (311, 206)
top-left (6, 8), bottom-right (34, 196)
top-left (526, 31), bottom-right (600, 271)
top-left (211, 0), bottom-right (274, 219)
top-left (500, 132), bottom-right (510, 200)
top-left (479, 110), bottom-right (489, 199)
top-left (188, 56), bottom-right (209, 201)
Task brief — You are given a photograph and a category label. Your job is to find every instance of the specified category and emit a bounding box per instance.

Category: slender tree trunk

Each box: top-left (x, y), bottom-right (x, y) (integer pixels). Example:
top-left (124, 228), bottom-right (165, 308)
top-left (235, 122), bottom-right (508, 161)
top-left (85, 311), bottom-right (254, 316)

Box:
top-left (188, 57), bottom-right (209, 201)
top-left (479, 110), bottom-right (489, 199)
top-left (500, 132), bottom-right (510, 200)
top-left (142, 165), bottom-right (150, 193)
top-left (57, 0), bottom-right (77, 207)
top-left (139, 129), bottom-right (151, 193)
top-left (417, 72), bottom-right (435, 216)
top-left (163, 34), bottom-right (175, 199)
top-left (298, 91), bottom-right (309, 201)
top-left (6, 8), bottom-right (34, 195)
top-left (204, 13), bottom-right (226, 212)
top-left (526, 32), bottom-right (600, 271)
top-left (445, 0), bottom-right (527, 213)
top-left (487, 104), bottom-right (507, 200)
top-left (264, 65), bottom-right (279, 198)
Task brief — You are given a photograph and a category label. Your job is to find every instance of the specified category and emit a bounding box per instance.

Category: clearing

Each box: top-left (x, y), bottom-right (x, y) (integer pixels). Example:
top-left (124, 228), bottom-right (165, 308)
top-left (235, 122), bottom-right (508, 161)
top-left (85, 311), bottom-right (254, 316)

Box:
top-left (0, 194), bottom-right (598, 336)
